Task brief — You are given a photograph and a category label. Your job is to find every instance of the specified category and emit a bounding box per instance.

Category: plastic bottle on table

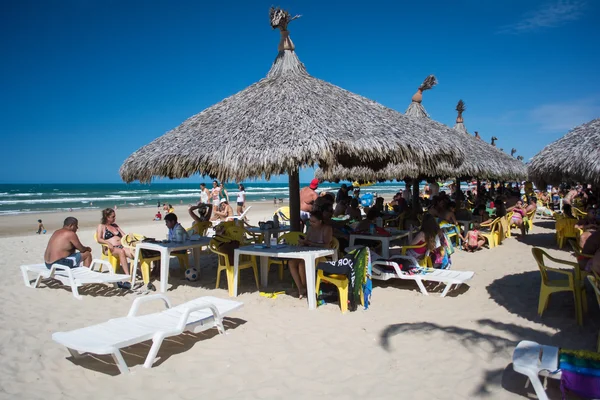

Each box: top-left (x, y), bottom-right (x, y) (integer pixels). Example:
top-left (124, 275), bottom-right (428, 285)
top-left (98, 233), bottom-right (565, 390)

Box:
top-left (273, 213), bottom-right (279, 228)
top-left (369, 223), bottom-right (375, 235)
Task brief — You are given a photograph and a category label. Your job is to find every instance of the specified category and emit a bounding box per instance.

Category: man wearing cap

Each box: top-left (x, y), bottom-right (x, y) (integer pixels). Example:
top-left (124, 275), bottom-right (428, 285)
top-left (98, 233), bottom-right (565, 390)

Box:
top-left (300, 179), bottom-right (320, 222)
top-left (212, 198), bottom-right (234, 221)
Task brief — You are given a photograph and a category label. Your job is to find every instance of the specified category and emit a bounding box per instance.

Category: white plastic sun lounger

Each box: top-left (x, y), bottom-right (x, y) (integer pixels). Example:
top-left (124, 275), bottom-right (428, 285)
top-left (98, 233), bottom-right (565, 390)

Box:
top-left (20, 259), bottom-right (130, 300)
top-left (371, 255), bottom-right (474, 297)
top-left (512, 340), bottom-right (561, 400)
top-left (52, 295), bottom-right (243, 374)
top-left (233, 205), bottom-right (252, 221)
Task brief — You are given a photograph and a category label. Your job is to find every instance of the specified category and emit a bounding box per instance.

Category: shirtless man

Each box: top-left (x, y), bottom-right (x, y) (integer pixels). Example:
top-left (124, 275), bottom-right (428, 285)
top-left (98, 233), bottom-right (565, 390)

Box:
top-left (43, 217), bottom-right (92, 269)
top-left (300, 179), bottom-right (319, 222)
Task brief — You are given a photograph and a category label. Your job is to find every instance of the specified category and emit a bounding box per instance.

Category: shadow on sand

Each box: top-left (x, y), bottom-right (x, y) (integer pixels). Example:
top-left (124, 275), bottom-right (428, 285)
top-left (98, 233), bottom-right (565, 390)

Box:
top-left (379, 319), bottom-right (593, 399)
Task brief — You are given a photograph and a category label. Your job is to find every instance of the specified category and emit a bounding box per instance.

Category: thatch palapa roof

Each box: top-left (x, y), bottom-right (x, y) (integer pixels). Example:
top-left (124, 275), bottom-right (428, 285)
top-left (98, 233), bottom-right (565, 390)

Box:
top-left (528, 117), bottom-right (600, 187)
top-left (317, 80), bottom-right (527, 182)
top-left (119, 9), bottom-right (465, 185)
top-left (451, 100), bottom-right (527, 181)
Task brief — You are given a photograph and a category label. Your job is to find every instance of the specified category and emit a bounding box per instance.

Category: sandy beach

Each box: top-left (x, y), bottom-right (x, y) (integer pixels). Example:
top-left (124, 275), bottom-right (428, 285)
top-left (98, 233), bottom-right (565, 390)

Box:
top-left (2, 206), bottom-right (599, 399)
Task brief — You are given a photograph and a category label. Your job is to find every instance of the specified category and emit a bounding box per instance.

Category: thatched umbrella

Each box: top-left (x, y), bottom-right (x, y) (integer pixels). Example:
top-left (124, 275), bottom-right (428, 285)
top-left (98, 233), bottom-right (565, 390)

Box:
top-left (451, 100), bottom-right (527, 182)
top-left (316, 94), bottom-right (528, 190)
top-left (528, 117), bottom-right (600, 187)
top-left (119, 8), bottom-right (464, 231)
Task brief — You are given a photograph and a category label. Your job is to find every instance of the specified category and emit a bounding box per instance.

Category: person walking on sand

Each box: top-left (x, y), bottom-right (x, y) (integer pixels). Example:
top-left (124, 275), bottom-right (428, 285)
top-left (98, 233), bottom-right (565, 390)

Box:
top-left (236, 184), bottom-right (246, 216)
top-left (210, 180), bottom-right (221, 207)
top-left (199, 183), bottom-right (210, 204)
top-left (37, 219), bottom-right (46, 234)
top-left (300, 179), bottom-right (319, 223)
top-left (44, 217), bottom-right (92, 269)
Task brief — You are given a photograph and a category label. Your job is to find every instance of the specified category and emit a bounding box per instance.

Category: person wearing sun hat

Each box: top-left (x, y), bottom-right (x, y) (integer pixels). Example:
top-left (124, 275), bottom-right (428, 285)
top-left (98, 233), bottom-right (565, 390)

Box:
top-left (300, 178), bottom-right (320, 223)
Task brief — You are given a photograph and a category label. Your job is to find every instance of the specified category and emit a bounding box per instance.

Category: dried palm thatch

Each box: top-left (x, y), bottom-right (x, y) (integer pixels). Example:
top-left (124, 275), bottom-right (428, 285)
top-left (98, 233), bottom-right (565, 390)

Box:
top-left (528, 117), bottom-right (600, 187)
top-left (120, 10), bottom-right (464, 185)
top-left (318, 97), bottom-right (528, 182)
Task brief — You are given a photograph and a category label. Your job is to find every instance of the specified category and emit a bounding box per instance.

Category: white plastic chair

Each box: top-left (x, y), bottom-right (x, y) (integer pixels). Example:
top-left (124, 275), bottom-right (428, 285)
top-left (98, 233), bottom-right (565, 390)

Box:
top-left (371, 254), bottom-right (474, 297)
top-left (52, 295), bottom-right (243, 374)
top-left (512, 340), bottom-right (561, 400)
top-left (20, 259), bottom-right (130, 300)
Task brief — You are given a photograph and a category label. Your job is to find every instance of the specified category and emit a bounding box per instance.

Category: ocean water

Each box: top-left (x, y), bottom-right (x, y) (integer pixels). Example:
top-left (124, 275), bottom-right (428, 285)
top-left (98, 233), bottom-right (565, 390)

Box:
top-left (0, 182), bottom-right (423, 216)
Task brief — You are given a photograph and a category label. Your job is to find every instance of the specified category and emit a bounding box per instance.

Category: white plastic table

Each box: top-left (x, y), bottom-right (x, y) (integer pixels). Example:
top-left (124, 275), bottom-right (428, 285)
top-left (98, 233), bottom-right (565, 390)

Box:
top-left (131, 238), bottom-right (211, 293)
top-left (233, 244), bottom-right (337, 310)
top-left (348, 228), bottom-right (411, 258)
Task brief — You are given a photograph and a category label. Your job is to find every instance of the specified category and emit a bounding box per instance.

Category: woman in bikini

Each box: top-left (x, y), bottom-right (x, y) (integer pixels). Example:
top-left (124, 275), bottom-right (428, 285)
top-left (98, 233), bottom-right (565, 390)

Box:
top-left (288, 210), bottom-right (333, 299)
top-left (508, 200), bottom-right (527, 236)
top-left (96, 208), bottom-right (132, 275)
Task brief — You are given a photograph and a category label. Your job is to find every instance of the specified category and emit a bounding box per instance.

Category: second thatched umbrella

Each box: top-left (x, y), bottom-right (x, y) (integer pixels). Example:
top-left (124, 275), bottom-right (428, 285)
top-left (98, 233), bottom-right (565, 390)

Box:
top-left (452, 100), bottom-right (527, 181)
top-left (528, 117), bottom-right (600, 187)
top-left (120, 8), bottom-right (464, 230)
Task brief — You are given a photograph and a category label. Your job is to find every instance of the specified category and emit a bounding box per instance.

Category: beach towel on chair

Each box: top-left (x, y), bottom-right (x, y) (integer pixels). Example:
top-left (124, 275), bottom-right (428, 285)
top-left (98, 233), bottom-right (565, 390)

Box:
top-left (559, 349), bottom-right (600, 399)
top-left (317, 247), bottom-right (370, 311)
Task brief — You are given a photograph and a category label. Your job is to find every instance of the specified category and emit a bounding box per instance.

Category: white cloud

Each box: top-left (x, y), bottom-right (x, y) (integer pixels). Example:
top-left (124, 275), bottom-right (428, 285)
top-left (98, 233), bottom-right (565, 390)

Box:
top-left (497, 0), bottom-right (586, 34)
top-left (529, 99), bottom-right (600, 131)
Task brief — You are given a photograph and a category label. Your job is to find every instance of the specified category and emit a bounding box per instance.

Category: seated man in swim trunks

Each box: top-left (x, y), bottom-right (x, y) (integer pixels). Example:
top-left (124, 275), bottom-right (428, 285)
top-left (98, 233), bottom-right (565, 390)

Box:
top-left (44, 217), bottom-right (92, 269)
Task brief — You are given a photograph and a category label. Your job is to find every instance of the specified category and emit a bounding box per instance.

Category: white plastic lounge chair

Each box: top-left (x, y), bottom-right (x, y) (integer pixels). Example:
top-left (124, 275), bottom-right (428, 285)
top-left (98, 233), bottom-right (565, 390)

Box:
top-left (371, 254), bottom-right (474, 297)
top-left (233, 205), bottom-right (252, 221)
top-left (20, 259), bottom-right (130, 300)
top-left (52, 295), bottom-right (243, 374)
top-left (512, 340), bottom-right (561, 400)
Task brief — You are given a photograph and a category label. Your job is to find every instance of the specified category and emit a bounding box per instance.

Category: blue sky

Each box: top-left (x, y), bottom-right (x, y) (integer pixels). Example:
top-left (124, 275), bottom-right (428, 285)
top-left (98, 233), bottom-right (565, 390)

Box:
top-left (1, 0), bottom-right (599, 184)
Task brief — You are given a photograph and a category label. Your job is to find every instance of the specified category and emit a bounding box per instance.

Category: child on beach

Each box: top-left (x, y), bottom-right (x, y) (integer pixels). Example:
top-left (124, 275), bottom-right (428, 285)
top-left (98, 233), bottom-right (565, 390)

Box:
top-left (36, 219), bottom-right (46, 234)
top-left (463, 223), bottom-right (485, 252)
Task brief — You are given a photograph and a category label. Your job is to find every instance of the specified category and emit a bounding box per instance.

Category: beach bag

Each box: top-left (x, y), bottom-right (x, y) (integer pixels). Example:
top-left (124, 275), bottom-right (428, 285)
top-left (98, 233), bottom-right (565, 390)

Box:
top-left (559, 349), bottom-right (600, 399)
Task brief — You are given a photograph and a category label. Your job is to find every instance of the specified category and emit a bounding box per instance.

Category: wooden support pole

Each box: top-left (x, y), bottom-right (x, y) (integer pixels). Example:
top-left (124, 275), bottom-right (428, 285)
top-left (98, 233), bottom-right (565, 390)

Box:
top-left (289, 167), bottom-right (301, 232)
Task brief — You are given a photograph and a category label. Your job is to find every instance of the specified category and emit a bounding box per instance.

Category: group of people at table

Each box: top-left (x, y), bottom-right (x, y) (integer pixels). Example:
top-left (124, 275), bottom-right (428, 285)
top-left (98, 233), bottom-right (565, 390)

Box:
top-left (41, 178), bottom-right (600, 297)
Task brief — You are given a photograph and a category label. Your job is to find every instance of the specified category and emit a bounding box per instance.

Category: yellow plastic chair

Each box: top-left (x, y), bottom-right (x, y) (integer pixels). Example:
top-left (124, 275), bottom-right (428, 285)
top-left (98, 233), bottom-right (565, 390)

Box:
top-left (586, 272), bottom-right (600, 351)
top-left (122, 234), bottom-right (161, 285)
top-left (316, 269), bottom-right (364, 313)
top-left (505, 212), bottom-right (514, 238)
top-left (400, 242), bottom-right (432, 268)
top-left (267, 231), bottom-right (304, 280)
top-left (209, 239), bottom-right (259, 296)
top-left (555, 217), bottom-right (578, 249)
top-left (315, 239), bottom-right (363, 314)
top-left (525, 209), bottom-right (536, 232)
top-left (531, 247), bottom-right (587, 326)
top-left (274, 206), bottom-right (291, 222)
top-left (480, 217), bottom-right (502, 249)
top-left (94, 232), bottom-right (119, 273)
top-left (187, 221), bottom-right (211, 236)
top-left (572, 206), bottom-right (587, 220)
top-left (497, 216), bottom-right (510, 243)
